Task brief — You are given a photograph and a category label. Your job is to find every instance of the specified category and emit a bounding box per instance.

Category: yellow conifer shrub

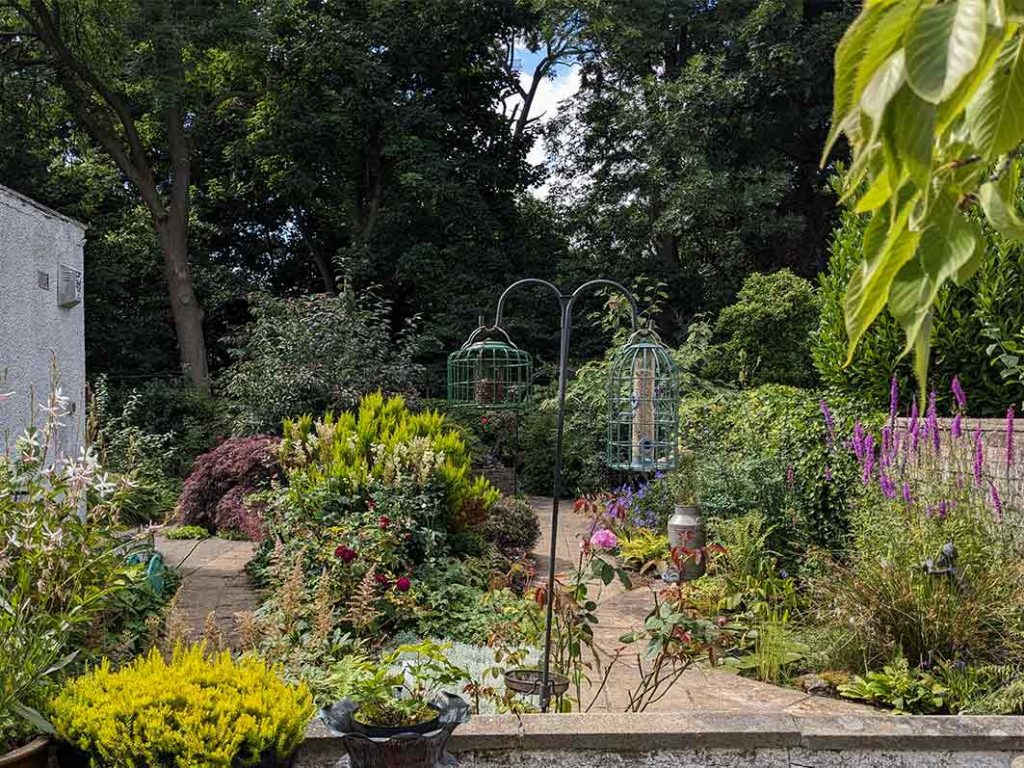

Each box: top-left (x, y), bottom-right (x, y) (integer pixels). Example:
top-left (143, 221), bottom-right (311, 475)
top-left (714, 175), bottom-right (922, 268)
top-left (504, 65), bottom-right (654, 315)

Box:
top-left (51, 645), bottom-right (314, 767)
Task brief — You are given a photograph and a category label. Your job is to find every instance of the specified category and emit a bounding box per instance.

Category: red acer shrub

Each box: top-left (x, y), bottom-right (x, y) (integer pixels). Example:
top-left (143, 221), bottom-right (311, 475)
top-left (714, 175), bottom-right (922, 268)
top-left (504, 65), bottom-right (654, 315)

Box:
top-left (178, 436), bottom-right (281, 540)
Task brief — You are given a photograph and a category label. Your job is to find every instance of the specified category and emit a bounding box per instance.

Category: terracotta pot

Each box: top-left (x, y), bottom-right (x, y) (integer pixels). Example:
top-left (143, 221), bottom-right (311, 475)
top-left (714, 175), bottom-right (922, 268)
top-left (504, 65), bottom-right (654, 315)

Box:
top-left (0, 738), bottom-right (48, 768)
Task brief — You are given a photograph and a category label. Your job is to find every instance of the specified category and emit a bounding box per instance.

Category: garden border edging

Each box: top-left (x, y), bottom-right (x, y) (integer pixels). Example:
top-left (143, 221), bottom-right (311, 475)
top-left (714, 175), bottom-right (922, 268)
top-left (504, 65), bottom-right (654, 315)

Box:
top-left (297, 713), bottom-right (1024, 766)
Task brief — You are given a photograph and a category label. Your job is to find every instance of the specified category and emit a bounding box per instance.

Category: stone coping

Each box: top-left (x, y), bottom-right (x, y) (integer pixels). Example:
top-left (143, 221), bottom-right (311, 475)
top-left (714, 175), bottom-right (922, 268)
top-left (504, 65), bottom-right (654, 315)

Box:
top-left (301, 713), bottom-right (1024, 756)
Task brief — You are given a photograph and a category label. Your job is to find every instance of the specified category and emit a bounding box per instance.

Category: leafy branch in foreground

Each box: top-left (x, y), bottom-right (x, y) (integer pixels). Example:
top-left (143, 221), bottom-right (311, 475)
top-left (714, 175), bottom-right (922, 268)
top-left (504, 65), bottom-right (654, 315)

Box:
top-left (827, 0), bottom-right (1024, 393)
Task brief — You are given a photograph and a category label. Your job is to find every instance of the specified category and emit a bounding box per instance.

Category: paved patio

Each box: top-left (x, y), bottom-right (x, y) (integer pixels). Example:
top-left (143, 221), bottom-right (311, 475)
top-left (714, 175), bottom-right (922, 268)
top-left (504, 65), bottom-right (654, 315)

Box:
top-left (157, 501), bottom-right (872, 714)
top-left (529, 496), bottom-right (873, 715)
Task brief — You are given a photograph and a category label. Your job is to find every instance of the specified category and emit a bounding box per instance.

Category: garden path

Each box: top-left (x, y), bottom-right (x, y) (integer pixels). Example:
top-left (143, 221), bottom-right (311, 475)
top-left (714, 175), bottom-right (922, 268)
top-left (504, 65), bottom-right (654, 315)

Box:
top-left (155, 509), bottom-right (872, 715)
top-left (156, 535), bottom-right (258, 649)
top-left (528, 496), bottom-right (874, 715)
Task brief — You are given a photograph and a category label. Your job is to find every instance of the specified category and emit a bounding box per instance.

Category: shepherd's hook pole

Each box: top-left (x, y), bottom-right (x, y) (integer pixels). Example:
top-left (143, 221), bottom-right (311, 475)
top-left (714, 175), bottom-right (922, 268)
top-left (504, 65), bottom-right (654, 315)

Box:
top-left (491, 278), bottom-right (640, 713)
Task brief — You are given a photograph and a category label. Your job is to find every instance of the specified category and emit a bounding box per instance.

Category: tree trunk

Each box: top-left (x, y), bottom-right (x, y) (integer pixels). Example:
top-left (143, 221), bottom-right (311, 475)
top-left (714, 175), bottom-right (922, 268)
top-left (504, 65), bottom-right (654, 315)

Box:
top-left (154, 215), bottom-right (210, 394)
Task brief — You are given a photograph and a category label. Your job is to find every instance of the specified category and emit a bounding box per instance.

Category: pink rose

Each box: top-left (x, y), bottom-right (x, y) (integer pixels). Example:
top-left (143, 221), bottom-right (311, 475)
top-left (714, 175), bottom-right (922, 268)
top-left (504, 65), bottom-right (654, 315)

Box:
top-left (590, 528), bottom-right (618, 550)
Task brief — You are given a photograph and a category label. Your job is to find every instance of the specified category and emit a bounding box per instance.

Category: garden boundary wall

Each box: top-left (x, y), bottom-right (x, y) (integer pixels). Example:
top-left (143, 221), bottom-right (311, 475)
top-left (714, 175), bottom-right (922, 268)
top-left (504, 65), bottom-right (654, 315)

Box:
top-left (296, 712), bottom-right (1024, 768)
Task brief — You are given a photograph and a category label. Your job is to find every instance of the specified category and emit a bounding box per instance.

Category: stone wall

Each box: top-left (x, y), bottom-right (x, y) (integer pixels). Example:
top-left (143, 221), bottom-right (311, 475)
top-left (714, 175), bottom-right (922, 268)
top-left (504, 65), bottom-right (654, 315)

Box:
top-left (0, 185), bottom-right (87, 456)
top-left (296, 712), bottom-right (1024, 768)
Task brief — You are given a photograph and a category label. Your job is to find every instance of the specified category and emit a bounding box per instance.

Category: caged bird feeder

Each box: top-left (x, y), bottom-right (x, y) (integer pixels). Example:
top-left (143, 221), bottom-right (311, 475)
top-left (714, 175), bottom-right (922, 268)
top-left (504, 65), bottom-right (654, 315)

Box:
top-left (606, 331), bottom-right (679, 472)
top-left (447, 278), bottom-right (680, 713)
top-left (447, 326), bottom-right (533, 410)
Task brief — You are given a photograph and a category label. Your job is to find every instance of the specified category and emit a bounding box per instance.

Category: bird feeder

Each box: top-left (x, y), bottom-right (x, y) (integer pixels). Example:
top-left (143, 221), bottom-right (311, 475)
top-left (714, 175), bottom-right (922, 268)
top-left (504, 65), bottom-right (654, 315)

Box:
top-left (447, 326), bottom-right (532, 410)
top-left (606, 331), bottom-right (679, 472)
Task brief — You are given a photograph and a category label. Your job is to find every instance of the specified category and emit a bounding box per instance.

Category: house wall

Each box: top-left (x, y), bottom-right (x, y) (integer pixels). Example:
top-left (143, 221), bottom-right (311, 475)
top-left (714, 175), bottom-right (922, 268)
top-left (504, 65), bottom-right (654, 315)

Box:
top-left (0, 184), bottom-right (87, 457)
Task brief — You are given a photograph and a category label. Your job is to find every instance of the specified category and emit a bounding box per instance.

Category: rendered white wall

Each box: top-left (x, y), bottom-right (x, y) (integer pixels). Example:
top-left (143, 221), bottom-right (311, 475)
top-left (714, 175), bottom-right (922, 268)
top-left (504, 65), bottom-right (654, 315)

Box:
top-left (0, 184), bottom-right (87, 457)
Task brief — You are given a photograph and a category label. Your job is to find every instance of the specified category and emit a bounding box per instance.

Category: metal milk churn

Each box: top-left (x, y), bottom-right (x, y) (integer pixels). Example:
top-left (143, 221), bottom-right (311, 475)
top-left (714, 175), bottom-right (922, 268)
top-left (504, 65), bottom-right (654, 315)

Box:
top-left (667, 503), bottom-right (705, 581)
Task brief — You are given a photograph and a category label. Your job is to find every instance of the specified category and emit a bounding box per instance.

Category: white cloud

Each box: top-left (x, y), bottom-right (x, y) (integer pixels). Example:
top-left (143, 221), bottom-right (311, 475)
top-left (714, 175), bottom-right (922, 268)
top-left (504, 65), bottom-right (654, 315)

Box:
top-left (503, 64), bottom-right (580, 198)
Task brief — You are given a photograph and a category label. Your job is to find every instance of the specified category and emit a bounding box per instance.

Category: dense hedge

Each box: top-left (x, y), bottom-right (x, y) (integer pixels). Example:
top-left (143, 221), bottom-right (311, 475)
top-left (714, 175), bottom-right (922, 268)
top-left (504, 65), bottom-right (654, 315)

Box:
top-left (812, 207), bottom-right (1024, 416)
top-left (680, 385), bottom-right (880, 565)
top-left (705, 269), bottom-right (820, 388)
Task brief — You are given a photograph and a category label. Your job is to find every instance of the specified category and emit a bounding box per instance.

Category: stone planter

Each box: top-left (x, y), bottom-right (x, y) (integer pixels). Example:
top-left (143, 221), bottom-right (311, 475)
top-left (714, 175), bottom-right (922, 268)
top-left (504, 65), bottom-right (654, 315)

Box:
top-left (0, 738), bottom-right (48, 768)
top-left (321, 694), bottom-right (469, 768)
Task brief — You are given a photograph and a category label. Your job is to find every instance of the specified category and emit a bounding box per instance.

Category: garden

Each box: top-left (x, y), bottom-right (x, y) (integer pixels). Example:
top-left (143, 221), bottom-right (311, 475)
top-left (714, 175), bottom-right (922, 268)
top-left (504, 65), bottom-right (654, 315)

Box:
top-left (5, 0), bottom-right (1024, 766)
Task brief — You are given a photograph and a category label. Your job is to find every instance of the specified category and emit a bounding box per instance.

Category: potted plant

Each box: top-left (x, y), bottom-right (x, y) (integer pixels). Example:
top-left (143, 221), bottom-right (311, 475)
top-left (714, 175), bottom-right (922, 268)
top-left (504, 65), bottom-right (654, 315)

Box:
top-left (666, 449), bottom-right (705, 580)
top-left (321, 640), bottom-right (470, 768)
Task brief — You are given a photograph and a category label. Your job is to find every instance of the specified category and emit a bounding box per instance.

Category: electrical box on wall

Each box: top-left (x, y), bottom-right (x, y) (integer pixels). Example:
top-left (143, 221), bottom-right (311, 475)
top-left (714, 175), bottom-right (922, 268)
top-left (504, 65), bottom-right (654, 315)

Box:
top-left (57, 263), bottom-right (83, 308)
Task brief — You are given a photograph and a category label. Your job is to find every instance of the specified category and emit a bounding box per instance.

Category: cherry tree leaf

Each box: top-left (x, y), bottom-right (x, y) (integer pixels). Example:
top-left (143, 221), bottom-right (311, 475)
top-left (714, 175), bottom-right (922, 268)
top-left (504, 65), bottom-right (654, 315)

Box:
top-left (968, 32), bottom-right (1024, 159)
top-left (905, 0), bottom-right (987, 103)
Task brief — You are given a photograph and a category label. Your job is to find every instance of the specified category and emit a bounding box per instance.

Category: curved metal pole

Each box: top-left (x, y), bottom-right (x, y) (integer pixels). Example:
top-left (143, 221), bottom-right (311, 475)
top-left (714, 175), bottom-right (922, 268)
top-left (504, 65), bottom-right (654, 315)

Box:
top-left (490, 278), bottom-right (641, 713)
top-left (494, 277), bottom-right (564, 328)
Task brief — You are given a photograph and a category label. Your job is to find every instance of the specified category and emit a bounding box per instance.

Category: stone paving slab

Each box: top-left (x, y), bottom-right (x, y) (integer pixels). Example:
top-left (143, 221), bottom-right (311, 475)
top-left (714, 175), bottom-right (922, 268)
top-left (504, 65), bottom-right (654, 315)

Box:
top-left (156, 534), bottom-right (259, 648)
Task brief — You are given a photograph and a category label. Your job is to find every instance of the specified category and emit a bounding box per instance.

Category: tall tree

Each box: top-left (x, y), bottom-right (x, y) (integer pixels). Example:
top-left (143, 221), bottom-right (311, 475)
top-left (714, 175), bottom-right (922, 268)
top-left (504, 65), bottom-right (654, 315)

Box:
top-left (0, 0), bottom-right (256, 393)
top-left (548, 0), bottom-right (855, 337)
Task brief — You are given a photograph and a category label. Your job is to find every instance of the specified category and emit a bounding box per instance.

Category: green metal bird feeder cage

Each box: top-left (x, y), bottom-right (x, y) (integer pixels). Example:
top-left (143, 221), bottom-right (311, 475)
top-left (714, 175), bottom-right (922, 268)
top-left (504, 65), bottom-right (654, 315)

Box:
top-left (607, 330), bottom-right (679, 472)
top-left (447, 326), bottom-right (532, 409)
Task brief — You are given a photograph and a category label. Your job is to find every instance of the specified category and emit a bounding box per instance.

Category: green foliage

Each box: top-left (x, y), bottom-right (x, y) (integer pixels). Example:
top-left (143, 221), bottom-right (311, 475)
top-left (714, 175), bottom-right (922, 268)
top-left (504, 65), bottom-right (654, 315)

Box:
top-left (552, 0), bottom-right (854, 328)
top-left (51, 645), bottom-right (314, 767)
top-left (346, 640), bottom-right (467, 728)
top-left (706, 270), bottom-right (820, 388)
top-left (827, 0), bottom-right (1024, 391)
top-left (223, 290), bottom-right (422, 435)
top-left (680, 386), bottom-right (875, 564)
top-left (617, 529), bottom-right (670, 572)
top-left (165, 525), bottom-right (212, 541)
top-left (479, 496), bottom-right (541, 560)
top-left (838, 656), bottom-right (947, 714)
top-left (812, 203), bottom-right (1024, 414)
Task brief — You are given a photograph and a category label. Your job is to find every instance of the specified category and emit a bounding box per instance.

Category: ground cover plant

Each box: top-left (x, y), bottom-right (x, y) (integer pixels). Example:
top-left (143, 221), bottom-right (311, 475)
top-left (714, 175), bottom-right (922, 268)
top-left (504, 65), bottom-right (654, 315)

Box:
top-left (51, 644), bottom-right (313, 767)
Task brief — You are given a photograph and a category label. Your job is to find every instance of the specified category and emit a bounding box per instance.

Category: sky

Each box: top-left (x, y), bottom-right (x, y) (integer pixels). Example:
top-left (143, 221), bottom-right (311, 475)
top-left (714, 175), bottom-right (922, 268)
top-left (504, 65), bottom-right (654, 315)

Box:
top-left (511, 47), bottom-right (581, 196)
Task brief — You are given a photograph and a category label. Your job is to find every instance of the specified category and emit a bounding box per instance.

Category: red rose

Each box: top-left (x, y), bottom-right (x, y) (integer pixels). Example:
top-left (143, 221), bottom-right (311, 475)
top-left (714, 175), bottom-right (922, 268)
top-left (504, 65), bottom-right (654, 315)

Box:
top-left (335, 545), bottom-right (357, 563)
top-left (367, 499), bottom-right (377, 510)
top-left (378, 515), bottom-right (390, 529)
top-left (374, 572), bottom-right (390, 587)
top-left (395, 576), bottom-right (411, 592)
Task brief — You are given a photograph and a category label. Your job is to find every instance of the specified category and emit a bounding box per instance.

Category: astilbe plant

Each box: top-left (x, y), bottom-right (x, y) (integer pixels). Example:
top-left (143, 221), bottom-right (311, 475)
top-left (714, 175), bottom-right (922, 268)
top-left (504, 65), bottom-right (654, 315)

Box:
top-left (177, 435), bottom-right (280, 539)
top-left (817, 378), bottom-right (1024, 668)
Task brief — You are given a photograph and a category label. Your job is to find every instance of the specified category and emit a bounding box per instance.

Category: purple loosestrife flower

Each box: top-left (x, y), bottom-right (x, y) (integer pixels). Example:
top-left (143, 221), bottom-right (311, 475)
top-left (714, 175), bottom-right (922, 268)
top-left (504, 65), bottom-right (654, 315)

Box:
top-left (853, 422), bottom-right (867, 462)
top-left (927, 391), bottom-right (939, 452)
top-left (937, 499), bottom-right (949, 519)
top-left (901, 482), bottom-right (913, 505)
top-left (951, 413), bottom-right (963, 440)
top-left (973, 427), bottom-right (984, 485)
top-left (881, 426), bottom-right (893, 468)
top-left (824, 465), bottom-right (833, 482)
top-left (889, 376), bottom-right (899, 424)
top-left (909, 399), bottom-right (921, 452)
top-left (1006, 406), bottom-right (1015, 468)
top-left (879, 472), bottom-right (896, 499)
top-left (951, 376), bottom-right (966, 409)
top-left (820, 400), bottom-right (836, 447)
top-left (862, 435), bottom-right (876, 485)
top-left (786, 464), bottom-right (795, 489)
top-left (990, 483), bottom-right (1004, 521)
